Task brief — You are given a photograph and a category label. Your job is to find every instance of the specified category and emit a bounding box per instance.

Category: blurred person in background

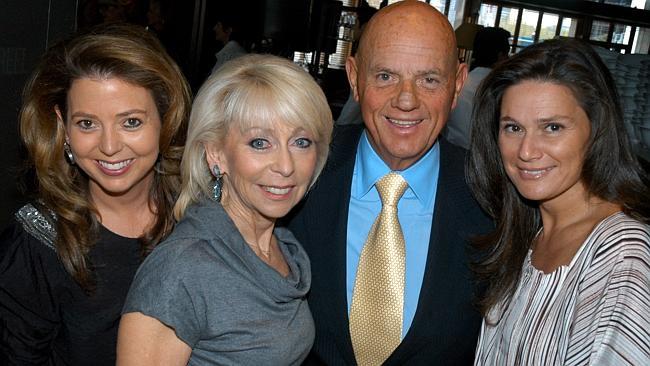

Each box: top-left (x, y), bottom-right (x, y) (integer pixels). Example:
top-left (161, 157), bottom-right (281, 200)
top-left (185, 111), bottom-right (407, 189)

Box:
top-left (210, 11), bottom-right (247, 75)
top-left (444, 26), bottom-right (510, 149)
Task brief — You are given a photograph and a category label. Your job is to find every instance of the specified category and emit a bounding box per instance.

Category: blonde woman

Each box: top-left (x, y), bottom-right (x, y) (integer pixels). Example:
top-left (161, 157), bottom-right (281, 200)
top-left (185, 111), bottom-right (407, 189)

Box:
top-left (118, 54), bottom-right (333, 365)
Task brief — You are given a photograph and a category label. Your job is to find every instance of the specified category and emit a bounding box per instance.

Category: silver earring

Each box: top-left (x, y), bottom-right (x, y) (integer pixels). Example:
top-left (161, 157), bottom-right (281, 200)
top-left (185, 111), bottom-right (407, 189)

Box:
top-left (63, 141), bottom-right (75, 165)
top-left (211, 165), bottom-right (223, 202)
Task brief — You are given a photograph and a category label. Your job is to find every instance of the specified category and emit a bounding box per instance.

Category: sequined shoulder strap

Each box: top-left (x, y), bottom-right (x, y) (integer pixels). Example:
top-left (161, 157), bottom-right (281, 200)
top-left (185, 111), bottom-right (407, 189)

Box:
top-left (15, 203), bottom-right (57, 252)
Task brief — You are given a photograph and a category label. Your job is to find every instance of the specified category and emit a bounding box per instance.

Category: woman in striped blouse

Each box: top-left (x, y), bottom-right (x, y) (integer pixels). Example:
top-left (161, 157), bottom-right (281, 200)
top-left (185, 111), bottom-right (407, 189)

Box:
top-left (467, 38), bottom-right (650, 365)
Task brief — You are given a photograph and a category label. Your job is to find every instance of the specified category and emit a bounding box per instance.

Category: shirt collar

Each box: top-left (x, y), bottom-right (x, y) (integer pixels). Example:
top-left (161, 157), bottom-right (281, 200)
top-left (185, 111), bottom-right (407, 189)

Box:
top-left (353, 131), bottom-right (440, 207)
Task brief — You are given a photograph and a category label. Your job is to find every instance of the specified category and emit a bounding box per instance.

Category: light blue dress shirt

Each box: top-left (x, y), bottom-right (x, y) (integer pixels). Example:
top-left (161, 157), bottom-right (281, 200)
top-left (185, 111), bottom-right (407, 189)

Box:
top-left (346, 131), bottom-right (440, 338)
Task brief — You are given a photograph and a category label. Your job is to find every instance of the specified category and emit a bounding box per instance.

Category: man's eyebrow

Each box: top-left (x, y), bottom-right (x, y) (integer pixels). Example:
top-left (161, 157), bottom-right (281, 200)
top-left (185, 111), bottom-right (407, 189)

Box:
top-left (415, 69), bottom-right (443, 77)
top-left (368, 65), bottom-right (396, 74)
top-left (368, 65), bottom-right (443, 76)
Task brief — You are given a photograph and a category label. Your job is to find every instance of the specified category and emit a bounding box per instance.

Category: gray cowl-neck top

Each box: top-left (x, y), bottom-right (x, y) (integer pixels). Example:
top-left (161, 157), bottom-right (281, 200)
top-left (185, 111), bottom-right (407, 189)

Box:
top-left (123, 200), bottom-right (314, 365)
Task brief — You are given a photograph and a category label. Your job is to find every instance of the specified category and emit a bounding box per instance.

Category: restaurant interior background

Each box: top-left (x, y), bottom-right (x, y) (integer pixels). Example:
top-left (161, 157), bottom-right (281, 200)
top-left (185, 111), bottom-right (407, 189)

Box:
top-left (1, 0), bottom-right (649, 228)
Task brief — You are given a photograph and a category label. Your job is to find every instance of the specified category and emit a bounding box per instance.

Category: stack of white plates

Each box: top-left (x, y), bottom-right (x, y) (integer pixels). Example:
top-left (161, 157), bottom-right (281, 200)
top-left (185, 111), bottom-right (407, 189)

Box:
top-left (593, 46), bottom-right (650, 157)
top-left (637, 59), bottom-right (650, 151)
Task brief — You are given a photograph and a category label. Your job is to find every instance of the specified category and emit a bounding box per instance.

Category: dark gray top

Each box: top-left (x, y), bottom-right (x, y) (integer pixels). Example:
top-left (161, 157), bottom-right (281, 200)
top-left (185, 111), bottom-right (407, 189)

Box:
top-left (1, 203), bottom-right (140, 365)
top-left (122, 200), bottom-right (314, 365)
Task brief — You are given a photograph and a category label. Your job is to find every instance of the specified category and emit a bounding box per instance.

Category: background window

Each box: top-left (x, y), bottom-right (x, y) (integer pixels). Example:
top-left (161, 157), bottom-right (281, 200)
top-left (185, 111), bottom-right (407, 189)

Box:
top-left (498, 7), bottom-right (520, 37)
top-left (560, 17), bottom-right (578, 37)
top-left (539, 13), bottom-right (560, 41)
top-left (590, 20), bottom-right (611, 41)
top-left (478, 3), bottom-right (498, 27)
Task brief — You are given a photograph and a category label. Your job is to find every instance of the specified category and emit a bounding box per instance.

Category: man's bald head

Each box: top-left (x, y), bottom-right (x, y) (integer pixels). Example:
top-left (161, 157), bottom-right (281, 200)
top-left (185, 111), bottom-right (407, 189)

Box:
top-left (356, 1), bottom-right (458, 71)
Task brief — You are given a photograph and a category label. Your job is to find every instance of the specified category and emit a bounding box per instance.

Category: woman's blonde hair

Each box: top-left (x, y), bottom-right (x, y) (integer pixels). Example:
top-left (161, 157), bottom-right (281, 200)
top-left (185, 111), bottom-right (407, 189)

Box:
top-left (20, 23), bottom-right (191, 292)
top-left (174, 54), bottom-right (333, 219)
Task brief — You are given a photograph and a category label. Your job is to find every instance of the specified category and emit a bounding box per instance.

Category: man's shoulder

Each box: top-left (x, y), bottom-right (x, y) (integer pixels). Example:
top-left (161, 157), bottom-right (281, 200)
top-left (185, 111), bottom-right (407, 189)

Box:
top-left (437, 138), bottom-right (492, 226)
top-left (320, 124), bottom-right (364, 173)
top-left (331, 124), bottom-right (364, 148)
top-left (439, 137), bottom-right (468, 168)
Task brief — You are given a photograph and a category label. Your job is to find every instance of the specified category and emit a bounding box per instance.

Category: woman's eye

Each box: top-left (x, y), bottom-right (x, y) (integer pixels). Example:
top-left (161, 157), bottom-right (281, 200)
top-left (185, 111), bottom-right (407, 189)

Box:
top-left (249, 138), bottom-right (270, 149)
top-left (545, 123), bottom-right (563, 132)
top-left (503, 123), bottom-right (521, 133)
top-left (77, 120), bottom-right (95, 130)
top-left (294, 138), bottom-right (313, 148)
top-left (124, 118), bottom-right (143, 129)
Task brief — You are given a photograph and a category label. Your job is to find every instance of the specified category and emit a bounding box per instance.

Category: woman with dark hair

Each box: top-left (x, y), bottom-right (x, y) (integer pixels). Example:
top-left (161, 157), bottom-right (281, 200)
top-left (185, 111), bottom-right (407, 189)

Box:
top-left (467, 39), bottom-right (650, 364)
top-left (0, 24), bottom-right (190, 365)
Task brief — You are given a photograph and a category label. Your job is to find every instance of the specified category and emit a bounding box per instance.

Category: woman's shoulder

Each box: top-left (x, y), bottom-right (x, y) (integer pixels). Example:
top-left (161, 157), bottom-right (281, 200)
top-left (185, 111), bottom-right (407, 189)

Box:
top-left (0, 203), bottom-right (69, 288)
top-left (126, 235), bottom-right (227, 312)
top-left (140, 232), bottom-right (223, 278)
top-left (2, 202), bottom-right (58, 254)
top-left (592, 212), bottom-right (649, 244)
top-left (148, 234), bottom-right (208, 258)
top-left (587, 212), bottom-right (650, 265)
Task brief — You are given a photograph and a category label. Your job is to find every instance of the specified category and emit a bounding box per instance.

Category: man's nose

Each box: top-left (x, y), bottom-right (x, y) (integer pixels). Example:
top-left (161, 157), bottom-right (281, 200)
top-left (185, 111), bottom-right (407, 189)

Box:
top-left (392, 80), bottom-right (419, 111)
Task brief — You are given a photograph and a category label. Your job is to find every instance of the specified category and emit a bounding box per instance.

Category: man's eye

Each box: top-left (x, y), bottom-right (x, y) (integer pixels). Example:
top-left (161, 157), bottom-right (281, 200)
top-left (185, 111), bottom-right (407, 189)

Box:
top-left (294, 138), bottom-right (312, 148)
top-left (249, 138), bottom-right (270, 149)
top-left (124, 118), bottom-right (143, 129)
top-left (377, 73), bottom-right (391, 81)
top-left (417, 75), bottom-right (440, 89)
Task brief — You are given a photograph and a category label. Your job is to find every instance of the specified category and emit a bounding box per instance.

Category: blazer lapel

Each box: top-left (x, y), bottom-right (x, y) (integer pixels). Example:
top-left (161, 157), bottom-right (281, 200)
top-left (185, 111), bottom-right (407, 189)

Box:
top-left (389, 138), bottom-right (476, 362)
top-left (307, 125), bottom-right (363, 364)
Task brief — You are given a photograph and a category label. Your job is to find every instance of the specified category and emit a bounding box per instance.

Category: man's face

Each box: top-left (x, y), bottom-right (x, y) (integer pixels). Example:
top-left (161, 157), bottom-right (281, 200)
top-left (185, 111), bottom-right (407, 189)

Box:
top-left (347, 9), bottom-right (466, 171)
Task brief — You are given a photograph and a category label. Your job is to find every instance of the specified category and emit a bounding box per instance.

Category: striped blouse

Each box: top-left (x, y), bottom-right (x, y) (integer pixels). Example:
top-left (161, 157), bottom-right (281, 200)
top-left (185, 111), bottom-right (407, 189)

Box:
top-left (475, 212), bottom-right (650, 365)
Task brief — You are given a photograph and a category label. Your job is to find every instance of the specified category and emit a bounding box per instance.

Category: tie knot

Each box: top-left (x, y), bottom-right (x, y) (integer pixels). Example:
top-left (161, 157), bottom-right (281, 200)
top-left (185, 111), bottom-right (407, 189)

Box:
top-left (376, 172), bottom-right (408, 207)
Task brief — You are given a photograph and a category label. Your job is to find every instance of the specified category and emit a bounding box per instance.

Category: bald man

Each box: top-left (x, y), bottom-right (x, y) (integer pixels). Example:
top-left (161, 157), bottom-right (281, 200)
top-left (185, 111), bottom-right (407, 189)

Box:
top-left (287, 2), bottom-right (492, 364)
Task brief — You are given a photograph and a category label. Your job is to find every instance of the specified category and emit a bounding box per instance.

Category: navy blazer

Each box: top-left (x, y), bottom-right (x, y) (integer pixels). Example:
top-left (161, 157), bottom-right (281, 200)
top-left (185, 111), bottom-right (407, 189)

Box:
top-left (287, 124), bottom-right (493, 365)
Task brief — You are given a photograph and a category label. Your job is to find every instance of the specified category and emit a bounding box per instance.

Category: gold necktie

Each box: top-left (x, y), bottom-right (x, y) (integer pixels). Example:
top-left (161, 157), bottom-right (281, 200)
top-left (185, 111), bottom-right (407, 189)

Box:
top-left (350, 172), bottom-right (408, 366)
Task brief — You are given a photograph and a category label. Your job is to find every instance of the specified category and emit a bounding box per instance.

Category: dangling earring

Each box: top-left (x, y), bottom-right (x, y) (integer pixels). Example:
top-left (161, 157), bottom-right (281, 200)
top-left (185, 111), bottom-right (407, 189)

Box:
top-left (211, 165), bottom-right (223, 202)
top-left (63, 141), bottom-right (75, 165)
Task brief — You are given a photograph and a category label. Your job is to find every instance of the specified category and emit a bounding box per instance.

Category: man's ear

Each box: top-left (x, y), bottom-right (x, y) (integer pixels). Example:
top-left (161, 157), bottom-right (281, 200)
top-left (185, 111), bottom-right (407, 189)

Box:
top-left (345, 56), bottom-right (360, 102)
top-left (451, 62), bottom-right (468, 110)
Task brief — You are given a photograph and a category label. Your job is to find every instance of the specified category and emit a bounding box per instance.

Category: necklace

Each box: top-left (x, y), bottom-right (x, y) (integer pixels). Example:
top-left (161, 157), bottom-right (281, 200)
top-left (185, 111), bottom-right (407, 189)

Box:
top-left (249, 241), bottom-right (272, 261)
top-left (259, 246), bottom-right (271, 259)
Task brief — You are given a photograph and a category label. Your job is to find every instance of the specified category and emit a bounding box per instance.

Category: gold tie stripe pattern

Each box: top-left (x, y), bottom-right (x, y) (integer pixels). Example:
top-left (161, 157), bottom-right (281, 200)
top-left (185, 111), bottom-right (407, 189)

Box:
top-left (350, 172), bottom-right (409, 366)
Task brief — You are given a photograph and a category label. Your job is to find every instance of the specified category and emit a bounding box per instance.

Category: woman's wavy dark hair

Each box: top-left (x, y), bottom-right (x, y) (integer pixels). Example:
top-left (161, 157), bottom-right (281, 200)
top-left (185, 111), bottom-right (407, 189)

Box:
top-left (19, 23), bottom-right (191, 292)
top-left (466, 38), bottom-right (650, 319)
